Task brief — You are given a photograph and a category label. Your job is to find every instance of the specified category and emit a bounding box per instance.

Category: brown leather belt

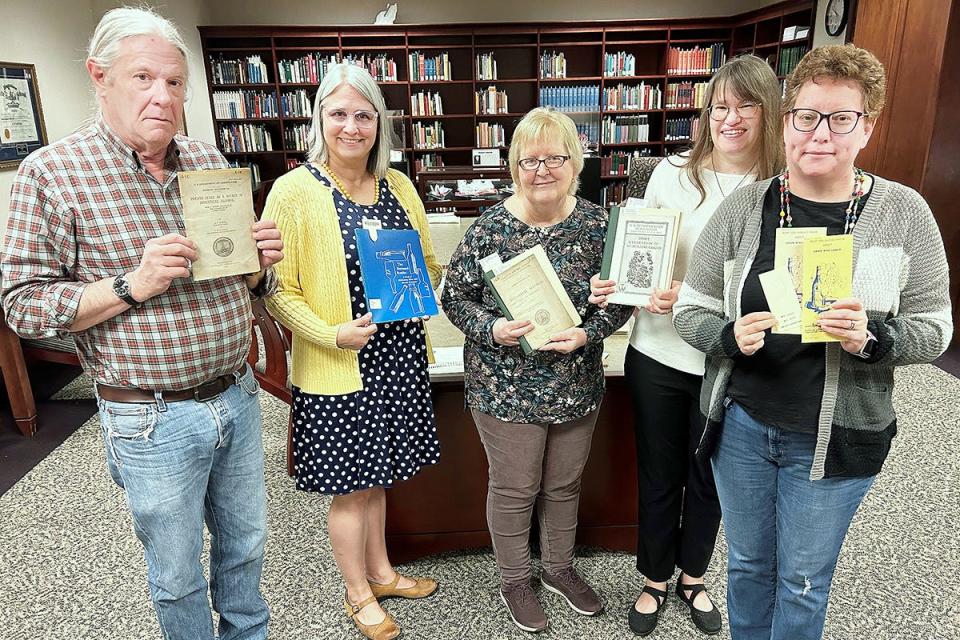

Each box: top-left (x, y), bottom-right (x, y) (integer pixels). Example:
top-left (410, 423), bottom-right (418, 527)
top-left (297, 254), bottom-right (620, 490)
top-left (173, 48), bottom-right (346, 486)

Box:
top-left (96, 365), bottom-right (246, 404)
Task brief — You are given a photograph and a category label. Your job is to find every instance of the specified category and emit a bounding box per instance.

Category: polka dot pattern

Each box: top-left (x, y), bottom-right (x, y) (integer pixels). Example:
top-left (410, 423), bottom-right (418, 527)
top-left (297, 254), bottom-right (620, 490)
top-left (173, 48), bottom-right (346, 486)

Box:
top-left (291, 170), bottom-right (440, 495)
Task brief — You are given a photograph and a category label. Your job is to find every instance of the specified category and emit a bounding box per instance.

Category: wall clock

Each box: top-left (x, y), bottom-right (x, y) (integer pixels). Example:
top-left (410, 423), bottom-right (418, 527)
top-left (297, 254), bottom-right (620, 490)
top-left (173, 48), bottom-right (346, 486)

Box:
top-left (825, 0), bottom-right (849, 37)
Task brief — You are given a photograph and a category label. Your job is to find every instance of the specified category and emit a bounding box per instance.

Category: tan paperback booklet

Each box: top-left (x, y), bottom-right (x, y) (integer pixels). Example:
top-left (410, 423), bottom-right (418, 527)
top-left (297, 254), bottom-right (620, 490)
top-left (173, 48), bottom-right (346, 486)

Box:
top-left (180, 168), bottom-right (260, 281)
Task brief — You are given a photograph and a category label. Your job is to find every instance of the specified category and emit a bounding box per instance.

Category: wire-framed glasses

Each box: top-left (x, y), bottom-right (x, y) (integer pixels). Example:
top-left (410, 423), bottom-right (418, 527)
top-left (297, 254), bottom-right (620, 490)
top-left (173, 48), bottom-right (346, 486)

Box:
top-left (789, 108), bottom-right (868, 134)
top-left (708, 102), bottom-right (761, 121)
top-left (323, 108), bottom-right (379, 129)
top-left (518, 155), bottom-right (570, 171)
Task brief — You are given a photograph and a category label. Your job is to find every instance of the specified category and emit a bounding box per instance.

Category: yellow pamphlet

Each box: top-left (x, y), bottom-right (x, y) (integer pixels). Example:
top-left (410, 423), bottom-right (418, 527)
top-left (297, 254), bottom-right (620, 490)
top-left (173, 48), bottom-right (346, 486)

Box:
top-left (800, 234), bottom-right (853, 343)
top-left (773, 227), bottom-right (826, 334)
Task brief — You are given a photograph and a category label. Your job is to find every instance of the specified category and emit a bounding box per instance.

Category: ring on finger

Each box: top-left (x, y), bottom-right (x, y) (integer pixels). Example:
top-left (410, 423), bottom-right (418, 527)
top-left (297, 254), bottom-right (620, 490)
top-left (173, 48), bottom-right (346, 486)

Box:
top-left (848, 319), bottom-right (856, 330)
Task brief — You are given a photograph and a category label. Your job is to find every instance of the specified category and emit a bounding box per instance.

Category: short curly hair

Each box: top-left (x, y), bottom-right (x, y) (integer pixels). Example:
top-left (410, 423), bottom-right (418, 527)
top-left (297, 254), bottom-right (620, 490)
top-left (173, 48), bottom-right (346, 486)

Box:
top-left (783, 44), bottom-right (886, 118)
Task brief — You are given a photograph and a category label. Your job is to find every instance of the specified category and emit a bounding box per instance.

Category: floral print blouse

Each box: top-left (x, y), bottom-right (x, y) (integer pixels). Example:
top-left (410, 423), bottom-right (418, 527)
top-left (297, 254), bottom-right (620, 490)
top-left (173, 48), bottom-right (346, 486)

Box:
top-left (442, 196), bottom-right (633, 424)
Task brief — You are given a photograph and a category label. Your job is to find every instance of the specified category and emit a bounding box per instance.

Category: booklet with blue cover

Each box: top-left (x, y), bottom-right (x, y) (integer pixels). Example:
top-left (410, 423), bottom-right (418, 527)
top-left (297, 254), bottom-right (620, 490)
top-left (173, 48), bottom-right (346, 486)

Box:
top-left (354, 228), bottom-right (438, 323)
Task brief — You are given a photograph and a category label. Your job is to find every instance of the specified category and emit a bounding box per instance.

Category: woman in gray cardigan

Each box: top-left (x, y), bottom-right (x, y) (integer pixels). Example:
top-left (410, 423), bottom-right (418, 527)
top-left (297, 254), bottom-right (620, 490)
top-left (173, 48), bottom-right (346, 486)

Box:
top-left (673, 45), bottom-right (952, 640)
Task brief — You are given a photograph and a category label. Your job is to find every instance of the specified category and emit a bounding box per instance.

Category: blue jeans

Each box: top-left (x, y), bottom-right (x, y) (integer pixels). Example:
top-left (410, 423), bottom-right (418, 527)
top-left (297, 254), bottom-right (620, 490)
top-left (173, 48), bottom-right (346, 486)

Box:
top-left (712, 401), bottom-right (874, 640)
top-left (97, 365), bottom-right (269, 640)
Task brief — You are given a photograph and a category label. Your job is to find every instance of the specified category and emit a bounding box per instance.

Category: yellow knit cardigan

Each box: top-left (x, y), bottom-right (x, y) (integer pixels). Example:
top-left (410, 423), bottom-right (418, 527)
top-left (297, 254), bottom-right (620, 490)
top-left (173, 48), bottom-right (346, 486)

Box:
top-left (262, 166), bottom-right (442, 395)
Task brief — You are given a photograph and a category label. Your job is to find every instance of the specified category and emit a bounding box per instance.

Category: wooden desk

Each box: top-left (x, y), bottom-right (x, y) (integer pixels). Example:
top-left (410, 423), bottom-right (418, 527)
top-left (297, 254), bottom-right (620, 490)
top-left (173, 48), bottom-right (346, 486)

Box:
top-left (385, 312), bottom-right (638, 563)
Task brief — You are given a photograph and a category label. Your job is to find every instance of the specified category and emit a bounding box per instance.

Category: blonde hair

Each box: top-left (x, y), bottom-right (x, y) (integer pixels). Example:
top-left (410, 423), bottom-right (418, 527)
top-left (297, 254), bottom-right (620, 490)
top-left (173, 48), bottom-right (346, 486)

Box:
top-left (783, 44), bottom-right (886, 117)
top-left (306, 64), bottom-right (392, 178)
top-left (680, 54), bottom-right (784, 205)
top-left (508, 107), bottom-right (584, 196)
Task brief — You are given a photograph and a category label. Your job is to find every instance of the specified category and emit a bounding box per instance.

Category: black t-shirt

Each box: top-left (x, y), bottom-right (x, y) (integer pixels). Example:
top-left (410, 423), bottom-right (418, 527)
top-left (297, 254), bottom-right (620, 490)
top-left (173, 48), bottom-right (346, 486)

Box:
top-left (727, 178), bottom-right (871, 433)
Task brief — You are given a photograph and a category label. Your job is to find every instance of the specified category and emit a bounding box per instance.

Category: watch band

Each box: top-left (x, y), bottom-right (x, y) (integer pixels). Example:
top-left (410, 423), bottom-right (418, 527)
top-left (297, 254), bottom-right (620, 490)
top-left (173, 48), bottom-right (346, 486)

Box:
top-left (113, 274), bottom-right (142, 308)
top-left (855, 329), bottom-right (877, 359)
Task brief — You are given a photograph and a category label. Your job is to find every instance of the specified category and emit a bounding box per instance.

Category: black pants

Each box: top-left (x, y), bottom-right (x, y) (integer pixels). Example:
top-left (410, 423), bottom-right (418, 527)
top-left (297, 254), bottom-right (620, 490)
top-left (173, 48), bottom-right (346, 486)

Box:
top-left (624, 346), bottom-right (721, 582)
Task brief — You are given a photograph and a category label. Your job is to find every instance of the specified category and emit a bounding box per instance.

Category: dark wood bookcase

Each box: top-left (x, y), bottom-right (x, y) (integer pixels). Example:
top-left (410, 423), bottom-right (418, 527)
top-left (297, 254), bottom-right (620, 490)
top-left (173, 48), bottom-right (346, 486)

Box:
top-left (198, 0), bottom-right (812, 202)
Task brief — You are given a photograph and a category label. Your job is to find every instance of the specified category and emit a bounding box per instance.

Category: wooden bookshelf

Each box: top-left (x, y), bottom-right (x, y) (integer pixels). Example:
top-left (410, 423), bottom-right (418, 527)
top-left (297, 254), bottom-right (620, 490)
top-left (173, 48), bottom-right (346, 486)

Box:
top-left (198, 0), bottom-right (812, 193)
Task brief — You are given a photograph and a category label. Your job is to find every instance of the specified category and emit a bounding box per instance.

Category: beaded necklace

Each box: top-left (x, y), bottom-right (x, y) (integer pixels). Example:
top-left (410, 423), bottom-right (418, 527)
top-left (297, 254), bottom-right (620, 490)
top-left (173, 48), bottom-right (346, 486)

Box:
top-left (320, 162), bottom-right (380, 205)
top-left (778, 168), bottom-right (866, 234)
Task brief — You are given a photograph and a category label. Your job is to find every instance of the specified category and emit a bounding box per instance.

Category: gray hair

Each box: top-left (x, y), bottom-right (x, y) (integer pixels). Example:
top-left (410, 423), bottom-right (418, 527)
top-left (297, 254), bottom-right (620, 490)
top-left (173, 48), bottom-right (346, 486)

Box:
top-left (87, 6), bottom-right (190, 79)
top-left (306, 64), bottom-right (392, 178)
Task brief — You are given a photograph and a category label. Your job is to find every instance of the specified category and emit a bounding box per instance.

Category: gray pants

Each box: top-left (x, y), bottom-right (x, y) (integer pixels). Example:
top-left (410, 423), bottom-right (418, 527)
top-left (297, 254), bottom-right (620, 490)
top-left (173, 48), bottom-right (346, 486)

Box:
top-left (472, 408), bottom-right (600, 585)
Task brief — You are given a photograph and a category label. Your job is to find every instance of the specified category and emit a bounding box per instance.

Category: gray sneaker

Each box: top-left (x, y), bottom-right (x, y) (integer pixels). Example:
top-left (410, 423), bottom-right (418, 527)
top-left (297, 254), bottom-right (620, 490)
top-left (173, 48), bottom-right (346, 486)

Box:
top-left (541, 567), bottom-right (604, 616)
top-left (500, 581), bottom-right (549, 633)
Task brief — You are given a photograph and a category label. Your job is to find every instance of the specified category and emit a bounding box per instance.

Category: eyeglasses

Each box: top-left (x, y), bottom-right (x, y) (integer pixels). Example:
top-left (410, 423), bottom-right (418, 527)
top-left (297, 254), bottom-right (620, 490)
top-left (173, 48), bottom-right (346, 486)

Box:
top-left (789, 108), bottom-right (868, 134)
top-left (708, 102), bottom-right (761, 121)
top-left (518, 155), bottom-right (570, 171)
top-left (323, 108), bottom-right (379, 129)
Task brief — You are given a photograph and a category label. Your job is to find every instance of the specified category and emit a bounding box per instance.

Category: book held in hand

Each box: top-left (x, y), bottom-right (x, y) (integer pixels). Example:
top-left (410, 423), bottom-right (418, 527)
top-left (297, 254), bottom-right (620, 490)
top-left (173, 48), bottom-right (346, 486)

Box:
top-left (483, 245), bottom-right (582, 355)
top-left (800, 234), bottom-right (853, 343)
top-left (354, 228), bottom-right (438, 323)
top-left (599, 205), bottom-right (683, 306)
top-left (179, 168), bottom-right (261, 281)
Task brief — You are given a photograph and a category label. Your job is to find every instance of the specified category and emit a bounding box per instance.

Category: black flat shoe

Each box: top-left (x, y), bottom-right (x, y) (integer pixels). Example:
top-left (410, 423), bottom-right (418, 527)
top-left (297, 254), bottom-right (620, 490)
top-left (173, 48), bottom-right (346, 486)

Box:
top-left (676, 577), bottom-right (722, 635)
top-left (627, 584), bottom-right (668, 637)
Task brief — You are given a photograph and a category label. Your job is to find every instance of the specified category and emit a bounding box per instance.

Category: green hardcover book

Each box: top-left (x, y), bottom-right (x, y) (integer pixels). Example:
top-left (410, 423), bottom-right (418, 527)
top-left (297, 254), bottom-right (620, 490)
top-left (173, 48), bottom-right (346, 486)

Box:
top-left (482, 269), bottom-right (535, 356)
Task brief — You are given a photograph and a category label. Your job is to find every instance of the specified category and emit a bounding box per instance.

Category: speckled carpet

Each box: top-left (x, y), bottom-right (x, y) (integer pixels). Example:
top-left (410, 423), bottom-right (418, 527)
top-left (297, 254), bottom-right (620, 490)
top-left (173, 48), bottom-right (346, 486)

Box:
top-left (1, 364), bottom-right (958, 640)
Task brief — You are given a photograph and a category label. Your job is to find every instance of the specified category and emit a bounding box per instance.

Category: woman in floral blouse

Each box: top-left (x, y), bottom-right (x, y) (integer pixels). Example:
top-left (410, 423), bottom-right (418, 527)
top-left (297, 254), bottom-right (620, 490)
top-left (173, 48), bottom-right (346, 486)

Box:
top-left (442, 108), bottom-right (632, 634)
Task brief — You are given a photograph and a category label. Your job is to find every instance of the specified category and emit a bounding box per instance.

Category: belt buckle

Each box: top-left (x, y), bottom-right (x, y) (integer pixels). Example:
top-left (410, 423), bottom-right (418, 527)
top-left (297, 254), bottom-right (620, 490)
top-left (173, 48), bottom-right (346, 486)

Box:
top-left (193, 382), bottom-right (220, 402)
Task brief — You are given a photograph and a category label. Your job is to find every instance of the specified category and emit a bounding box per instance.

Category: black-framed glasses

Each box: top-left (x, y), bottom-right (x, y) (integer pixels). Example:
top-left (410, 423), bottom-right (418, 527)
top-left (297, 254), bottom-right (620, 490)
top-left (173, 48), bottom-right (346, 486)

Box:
top-left (789, 108), bottom-right (868, 134)
top-left (518, 155), bottom-right (570, 171)
top-left (708, 102), bottom-right (761, 121)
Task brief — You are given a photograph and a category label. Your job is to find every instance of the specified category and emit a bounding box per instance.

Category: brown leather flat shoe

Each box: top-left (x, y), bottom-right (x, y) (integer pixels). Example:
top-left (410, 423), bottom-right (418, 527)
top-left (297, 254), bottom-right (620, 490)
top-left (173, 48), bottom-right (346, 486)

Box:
top-left (343, 593), bottom-right (401, 640)
top-left (369, 573), bottom-right (439, 600)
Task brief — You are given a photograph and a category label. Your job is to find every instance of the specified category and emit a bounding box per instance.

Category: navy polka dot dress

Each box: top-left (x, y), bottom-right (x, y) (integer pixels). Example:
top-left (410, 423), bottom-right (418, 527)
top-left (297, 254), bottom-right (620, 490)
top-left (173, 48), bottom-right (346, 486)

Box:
top-left (291, 166), bottom-right (440, 495)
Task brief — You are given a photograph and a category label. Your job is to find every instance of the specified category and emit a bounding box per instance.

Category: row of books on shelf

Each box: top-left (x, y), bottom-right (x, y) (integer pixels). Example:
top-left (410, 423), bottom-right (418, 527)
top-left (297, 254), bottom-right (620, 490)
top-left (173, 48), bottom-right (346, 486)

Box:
top-left (778, 45), bottom-right (809, 76)
top-left (665, 81), bottom-right (709, 109)
top-left (218, 123), bottom-right (274, 153)
top-left (283, 124), bottom-right (309, 152)
top-left (409, 51), bottom-right (452, 81)
top-left (601, 181), bottom-right (628, 207)
top-left (576, 122), bottom-right (600, 145)
top-left (601, 149), bottom-right (654, 176)
top-left (412, 121), bottom-right (446, 149)
top-left (476, 87), bottom-right (509, 115)
top-left (664, 116), bottom-right (700, 141)
top-left (476, 52), bottom-right (497, 81)
top-left (210, 54), bottom-right (270, 85)
top-left (411, 91), bottom-right (444, 116)
top-left (540, 51), bottom-right (567, 79)
top-left (277, 53), bottom-right (338, 84)
top-left (540, 85), bottom-right (601, 112)
top-left (667, 44), bottom-right (727, 75)
top-left (281, 89), bottom-right (313, 118)
top-left (415, 154), bottom-right (445, 171)
top-left (602, 115), bottom-right (651, 144)
top-left (603, 82), bottom-right (662, 111)
top-left (212, 90), bottom-right (278, 119)
top-left (604, 51), bottom-right (637, 78)
top-left (475, 123), bottom-right (506, 148)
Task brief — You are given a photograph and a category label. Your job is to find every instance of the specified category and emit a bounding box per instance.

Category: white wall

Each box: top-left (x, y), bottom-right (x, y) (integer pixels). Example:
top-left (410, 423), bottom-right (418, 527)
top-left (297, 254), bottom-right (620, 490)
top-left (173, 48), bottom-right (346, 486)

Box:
top-left (0, 0), bottom-right (214, 233)
top-left (205, 0), bottom-right (782, 24)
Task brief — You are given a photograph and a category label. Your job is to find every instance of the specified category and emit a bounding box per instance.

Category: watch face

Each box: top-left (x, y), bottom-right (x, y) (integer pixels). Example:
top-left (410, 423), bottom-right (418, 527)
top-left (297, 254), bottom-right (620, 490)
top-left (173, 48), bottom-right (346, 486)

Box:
top-left (113, 276), bottom-right (132, 298)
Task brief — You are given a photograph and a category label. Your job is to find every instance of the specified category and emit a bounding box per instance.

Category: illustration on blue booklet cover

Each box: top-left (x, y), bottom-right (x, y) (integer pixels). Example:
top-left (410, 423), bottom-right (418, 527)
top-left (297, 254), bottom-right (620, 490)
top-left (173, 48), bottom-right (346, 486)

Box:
top-left (354, 228), bottom-right (439, 323)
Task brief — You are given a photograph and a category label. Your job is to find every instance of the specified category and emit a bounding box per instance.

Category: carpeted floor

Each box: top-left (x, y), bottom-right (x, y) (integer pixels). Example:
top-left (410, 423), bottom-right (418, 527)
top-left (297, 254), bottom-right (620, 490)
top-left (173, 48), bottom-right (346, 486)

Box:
top-left (0, 364), bottom-right (958, 640)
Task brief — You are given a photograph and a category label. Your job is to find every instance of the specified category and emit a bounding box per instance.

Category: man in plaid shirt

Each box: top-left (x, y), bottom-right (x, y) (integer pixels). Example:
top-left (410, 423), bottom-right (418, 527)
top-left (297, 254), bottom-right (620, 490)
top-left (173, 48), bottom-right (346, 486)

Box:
top-left (1, 8), bottom-right (282, 640)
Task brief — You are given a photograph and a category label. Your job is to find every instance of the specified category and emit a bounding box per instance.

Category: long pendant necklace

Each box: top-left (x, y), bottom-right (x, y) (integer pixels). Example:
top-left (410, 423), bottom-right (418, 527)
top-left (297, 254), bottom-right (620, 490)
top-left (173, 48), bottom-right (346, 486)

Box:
top-left (778, 168), bottom-right (865, 234)
top-left (321, 162), bottom-right (379, 205)
top-left (713, 161), bottom-right (757, 198)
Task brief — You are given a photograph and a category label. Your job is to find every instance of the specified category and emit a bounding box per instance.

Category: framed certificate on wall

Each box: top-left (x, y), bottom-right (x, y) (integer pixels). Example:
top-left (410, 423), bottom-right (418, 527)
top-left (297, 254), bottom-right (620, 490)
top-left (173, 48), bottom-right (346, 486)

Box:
top-left (0, 62), bottom-right (48, 170)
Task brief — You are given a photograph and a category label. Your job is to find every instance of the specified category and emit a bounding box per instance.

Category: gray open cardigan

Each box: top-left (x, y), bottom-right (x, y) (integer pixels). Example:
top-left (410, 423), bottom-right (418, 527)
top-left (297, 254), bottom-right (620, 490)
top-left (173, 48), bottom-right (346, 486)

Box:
top-left (673, 175), bottom-right (952, 480)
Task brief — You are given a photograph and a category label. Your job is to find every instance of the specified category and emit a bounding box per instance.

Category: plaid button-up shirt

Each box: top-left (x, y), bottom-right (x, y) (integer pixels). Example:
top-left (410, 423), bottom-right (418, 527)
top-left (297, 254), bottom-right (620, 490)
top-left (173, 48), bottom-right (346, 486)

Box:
top-left (1, 120), bottom-right (276, 390)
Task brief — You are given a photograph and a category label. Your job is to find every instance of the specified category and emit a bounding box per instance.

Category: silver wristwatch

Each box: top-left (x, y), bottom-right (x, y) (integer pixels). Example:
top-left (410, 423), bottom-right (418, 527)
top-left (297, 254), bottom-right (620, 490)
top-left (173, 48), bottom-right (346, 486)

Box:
top-left (854, 329), bottom-right (877, 359)
top-left (112, 274), bottom-right (142, 308)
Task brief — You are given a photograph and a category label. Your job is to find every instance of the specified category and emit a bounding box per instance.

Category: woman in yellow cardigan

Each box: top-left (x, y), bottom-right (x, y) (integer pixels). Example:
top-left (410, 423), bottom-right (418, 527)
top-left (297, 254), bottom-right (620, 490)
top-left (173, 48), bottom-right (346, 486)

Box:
top-left (262, 64), bottom-right (441, 640)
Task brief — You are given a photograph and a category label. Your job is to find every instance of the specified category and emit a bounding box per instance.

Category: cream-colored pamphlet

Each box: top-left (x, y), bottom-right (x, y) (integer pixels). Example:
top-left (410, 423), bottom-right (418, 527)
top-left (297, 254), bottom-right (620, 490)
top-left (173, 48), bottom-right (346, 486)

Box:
top-left (489, 245), bottom-right (582, 351)
top-left (759, 268), bottom-right (802, 334)
top-left (800, 234), bottom-right (853, 343)
top-left (180, 168), bottom-right (260, 281)
top-left (773, 227), bottom-right (826, 333)
top-left (601, 207), bottom-right (683, 306)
